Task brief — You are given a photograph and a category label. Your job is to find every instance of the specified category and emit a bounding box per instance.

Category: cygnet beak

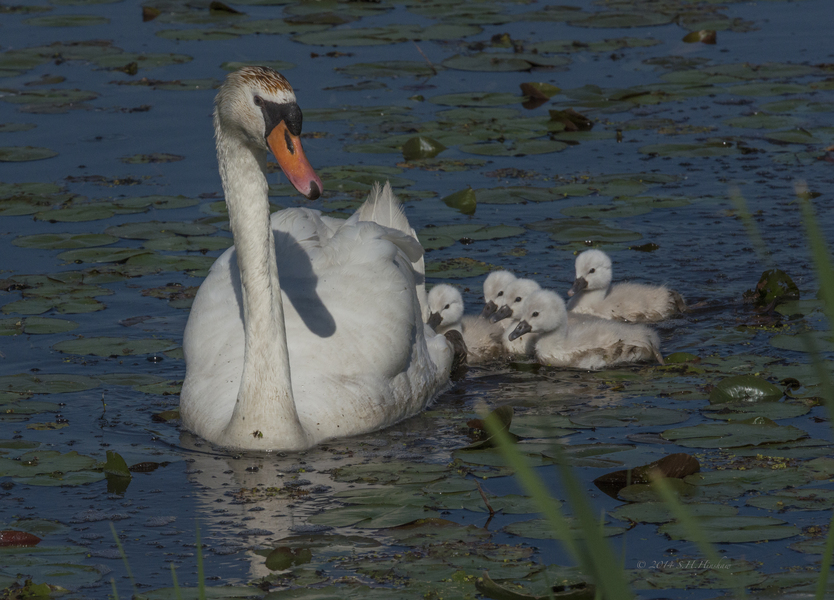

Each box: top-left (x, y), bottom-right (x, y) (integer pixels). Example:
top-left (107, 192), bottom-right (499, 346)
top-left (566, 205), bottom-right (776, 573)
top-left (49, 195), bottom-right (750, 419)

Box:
top-left (480, 300), bottom-right (498, 319)
top-left (508, 320), bottom-right (531, 341)
top-left (427, 312), bottom-right (443, 330)
top-left (568, 276), bottom-right (587, 297)
top-left (489, 304), bottom-right (513, 323)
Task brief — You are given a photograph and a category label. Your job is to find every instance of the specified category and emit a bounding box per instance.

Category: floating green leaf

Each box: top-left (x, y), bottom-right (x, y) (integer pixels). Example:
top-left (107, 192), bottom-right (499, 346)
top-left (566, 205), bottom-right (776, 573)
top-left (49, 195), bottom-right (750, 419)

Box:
top-left (661, 418), bottom-right (807, 448)
top-left (441, 188), bottom-right (476, 215)
top-left (53, 336), bottom-right (175, 357)
top-left (708, 375), bottom-right (784, 404)
top-left (659, 515), bottom-right (799, 543)
top-left (402, 136), bottom-right (446, 160)
top-left (0, 146), bottom-right (58, 162)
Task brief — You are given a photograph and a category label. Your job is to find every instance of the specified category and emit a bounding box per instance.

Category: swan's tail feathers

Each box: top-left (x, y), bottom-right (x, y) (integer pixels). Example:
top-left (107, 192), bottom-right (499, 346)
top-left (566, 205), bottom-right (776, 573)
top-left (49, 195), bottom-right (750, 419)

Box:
top-left (357, 181), bottom-right (413, 236)
top-left (380, 231), bottom-right (424, 264)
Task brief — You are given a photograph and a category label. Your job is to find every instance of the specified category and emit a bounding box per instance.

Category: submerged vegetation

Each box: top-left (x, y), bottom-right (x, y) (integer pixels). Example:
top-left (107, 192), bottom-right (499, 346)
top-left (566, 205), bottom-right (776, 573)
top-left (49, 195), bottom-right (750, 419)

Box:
top-left (1, 0), bottom-right (834, 597)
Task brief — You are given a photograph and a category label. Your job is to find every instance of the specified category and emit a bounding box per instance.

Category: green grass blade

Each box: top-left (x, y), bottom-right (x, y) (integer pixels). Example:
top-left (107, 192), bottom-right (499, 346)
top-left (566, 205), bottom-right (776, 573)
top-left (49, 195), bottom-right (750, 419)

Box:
top-left (109, 522), bottom-right (137, 598)
top-left (650, 476), bottom-right (746, 598)
top-left (484, 411), bottom-right (633, 600)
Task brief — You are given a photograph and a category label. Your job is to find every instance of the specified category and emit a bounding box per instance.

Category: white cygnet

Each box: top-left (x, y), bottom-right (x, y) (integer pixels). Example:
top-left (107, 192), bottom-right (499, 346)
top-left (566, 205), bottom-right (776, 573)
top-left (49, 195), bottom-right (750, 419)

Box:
top-left (427, 284), bottom-right (505, 364)
top-left (567, 249), bottom-right (686, 322)
top-left (509, 289), bottom-right (663, 370)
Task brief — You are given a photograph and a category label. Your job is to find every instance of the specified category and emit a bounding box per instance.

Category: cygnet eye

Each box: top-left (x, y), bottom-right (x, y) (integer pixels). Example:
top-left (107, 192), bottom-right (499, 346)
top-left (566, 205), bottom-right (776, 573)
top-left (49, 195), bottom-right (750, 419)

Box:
top-left (253, 95), bottom-right (264, 107)
top-left (589, 268), bottom-right (596, 274)
top-left (514, 296), bottom-right (522, 303)
top-left (532, 311), bottom-right (539, 318)
top-left (444, 304), bottom-right (450, 310)
top-left (497, 291), bottom-right (504, 297)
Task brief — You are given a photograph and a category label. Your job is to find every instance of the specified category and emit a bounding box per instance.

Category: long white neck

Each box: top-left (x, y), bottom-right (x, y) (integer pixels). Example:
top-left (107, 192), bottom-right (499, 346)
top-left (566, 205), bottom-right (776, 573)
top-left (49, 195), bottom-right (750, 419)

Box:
top-left (216, 127), bottom-right (310, 449)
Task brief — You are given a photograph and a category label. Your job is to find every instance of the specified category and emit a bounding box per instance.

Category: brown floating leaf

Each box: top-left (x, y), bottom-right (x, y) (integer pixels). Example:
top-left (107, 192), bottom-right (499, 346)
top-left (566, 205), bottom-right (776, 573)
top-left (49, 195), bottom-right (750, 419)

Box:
top-left (520, 82), bottom-right (561, 109)
top-left (142, 6), bottom-right (160, 21)
top-left (0, 530), bottom-right (42, 547)
top-left (129, 461), bottom-right (166, 472)
top-left (594, 453), bottom-right (700, 497)
top-left (152, 409), bottom-right (180, 422)
top-left (209, 1), bottom-right (244, 14)
top-left (682, 30), bottom-right (717, 45)
top-left (548, 108), bottom-right (593, 132)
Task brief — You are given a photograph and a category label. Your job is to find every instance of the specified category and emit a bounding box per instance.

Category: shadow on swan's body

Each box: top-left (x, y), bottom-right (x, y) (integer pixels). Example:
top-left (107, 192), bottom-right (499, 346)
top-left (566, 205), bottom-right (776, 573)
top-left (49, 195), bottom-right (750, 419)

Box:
top-left (567, 249), bottom-right (686, 322)
top-left (180, 67), bottom-right (452, 451)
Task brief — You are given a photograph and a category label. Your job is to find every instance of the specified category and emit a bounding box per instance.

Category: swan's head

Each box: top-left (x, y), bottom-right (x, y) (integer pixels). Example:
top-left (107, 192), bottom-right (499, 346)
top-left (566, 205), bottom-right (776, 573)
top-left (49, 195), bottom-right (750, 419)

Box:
top-left (490, 277), bottom-right (541, 323)
top-left (482, 270), bottom-right (517, 319)
top-left (508, 289), bottom-right (567, 341)
top-left (214, 66), bottom-right (323, 200)
top-left (427, 284), bottom-right (464, 330)
top-left (569, 249), bottom-right (612, 296)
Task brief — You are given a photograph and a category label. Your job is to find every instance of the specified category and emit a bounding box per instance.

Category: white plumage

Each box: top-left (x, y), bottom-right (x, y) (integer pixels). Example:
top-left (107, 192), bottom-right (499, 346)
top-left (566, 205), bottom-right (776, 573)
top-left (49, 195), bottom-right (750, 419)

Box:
top-left (180, 67), bottom-right (452, 451)
top-left (567, 249), bottom-right (686, 322)
top-left (510, 289), bottom-right (663, 370)
top-left (426, 284), bottom-right (505, 364)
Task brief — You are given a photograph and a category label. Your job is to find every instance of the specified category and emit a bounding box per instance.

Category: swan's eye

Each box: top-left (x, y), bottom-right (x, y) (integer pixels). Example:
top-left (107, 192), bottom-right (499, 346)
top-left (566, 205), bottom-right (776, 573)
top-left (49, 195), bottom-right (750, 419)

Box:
top-left (514, 296), bottom-right (522, 303)
top-left (497, 291), bottom-right (503, 297)
top-left (253, 95), bottom-right (264, 107)
top-left (589, 268), bottom-right (596, 274)
top-left (444, 304), bottom-right (450, 310)
top-left (532, 311), bottom-right (539, 318)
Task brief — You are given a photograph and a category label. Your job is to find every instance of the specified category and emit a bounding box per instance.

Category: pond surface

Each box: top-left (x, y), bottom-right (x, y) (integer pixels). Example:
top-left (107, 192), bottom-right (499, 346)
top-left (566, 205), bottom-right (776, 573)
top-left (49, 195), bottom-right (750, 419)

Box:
top-left (2, 0), bottom-right (834, 597)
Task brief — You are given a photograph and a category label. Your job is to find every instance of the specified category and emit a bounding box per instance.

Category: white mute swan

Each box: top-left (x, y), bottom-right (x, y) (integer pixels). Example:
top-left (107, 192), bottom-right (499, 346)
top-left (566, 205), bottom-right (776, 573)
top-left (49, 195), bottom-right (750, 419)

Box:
top-left (509, 289), bottom-right (663, 370)
top-left (567, 249), bottom-right (686, 322)
top-left (180, 67), bottom-right (453, 451)
top-left (426, 284), bottom-right (505, 364)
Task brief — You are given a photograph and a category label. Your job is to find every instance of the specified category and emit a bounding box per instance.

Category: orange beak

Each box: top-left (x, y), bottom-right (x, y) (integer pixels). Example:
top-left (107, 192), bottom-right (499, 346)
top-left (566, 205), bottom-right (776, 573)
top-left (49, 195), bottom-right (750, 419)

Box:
top-left (266, 121), bottom-right (323, 200)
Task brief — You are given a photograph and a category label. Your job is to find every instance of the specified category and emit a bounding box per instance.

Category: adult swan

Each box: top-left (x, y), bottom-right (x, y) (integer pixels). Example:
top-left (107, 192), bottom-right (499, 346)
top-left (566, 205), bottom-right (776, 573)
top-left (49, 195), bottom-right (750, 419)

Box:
top-left (180, 67), bottom-right (453, 451)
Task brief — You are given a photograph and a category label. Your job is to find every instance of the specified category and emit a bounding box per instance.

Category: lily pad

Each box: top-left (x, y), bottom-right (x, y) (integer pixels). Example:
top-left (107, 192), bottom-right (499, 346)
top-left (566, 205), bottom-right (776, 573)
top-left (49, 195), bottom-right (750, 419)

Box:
top-left (708, 375), bottom-right (784, 404)
top-left (526, 218), bottom-right (642, 244)
top-left (570, 407), bottom-right (688, 427)
top-left (53, 336), bottom-right (175, 357)
top-left (0, 146), bottom-right (58, 161)
top-left (0, 316), bottom-right (78, 335)
top-left (747, 488), bottom-right (834, 511)
top-left (12, 233), bottom-right (119, 249)
top-left (441, 188), bottom-right (476, 215)
top-left (418, 224), bottom-right (525, 251)
top-left (610, 501), bottom-right (737, 525)
top-left (659, 515), bottom-right (799, 543)
top-left (661, 418), bottom-right (808, 449)
top-left (425, 257), bottom-right (493, 279)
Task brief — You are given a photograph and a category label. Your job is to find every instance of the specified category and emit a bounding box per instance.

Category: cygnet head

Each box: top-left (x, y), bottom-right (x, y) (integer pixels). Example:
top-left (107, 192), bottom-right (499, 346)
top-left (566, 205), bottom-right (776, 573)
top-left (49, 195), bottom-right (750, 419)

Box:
top-left (427, 284), bottom-right (464, 331)
top-left (569, 249), bottom-right (612, 297)
top-left (214, 66), bottom-right (322, 200)
top-left (481, 270), bottom-right (517, 319)
top-left (508, 289), bottom-right (568, 341)
top-left (490, 278), bottom-right (541, 323)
